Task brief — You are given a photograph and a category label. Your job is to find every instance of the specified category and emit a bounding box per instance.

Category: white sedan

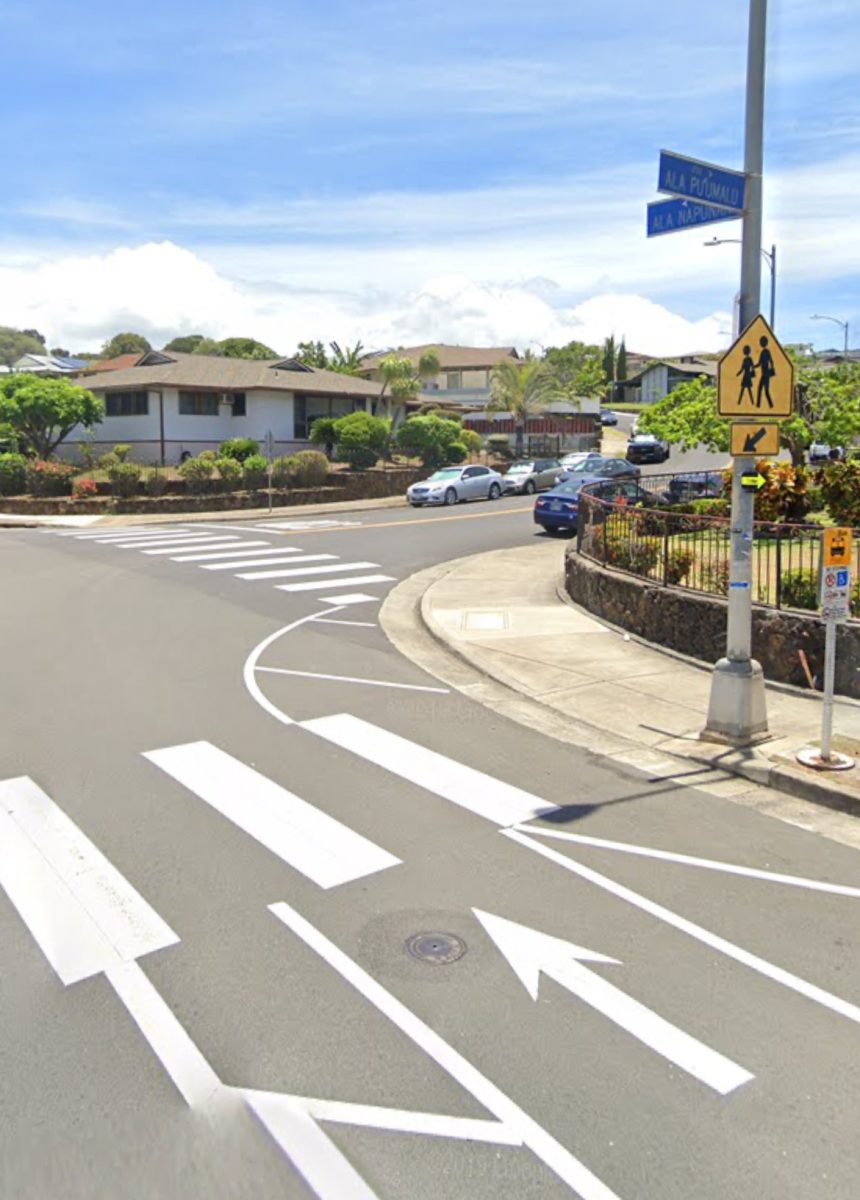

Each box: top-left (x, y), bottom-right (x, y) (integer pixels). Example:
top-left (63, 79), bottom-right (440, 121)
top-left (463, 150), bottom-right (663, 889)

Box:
top-left (407, 465), bottom-right (504, 506)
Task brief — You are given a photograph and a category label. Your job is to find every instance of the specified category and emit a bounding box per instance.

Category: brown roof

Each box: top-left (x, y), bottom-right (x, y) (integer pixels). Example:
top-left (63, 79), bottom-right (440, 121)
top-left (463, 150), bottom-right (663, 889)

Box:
top-left (80, 353), bottom-right (145, 374)
top-left (78, 351), bottom-right (383, 397)
top-left (360, 344), bottom-right (520, 373)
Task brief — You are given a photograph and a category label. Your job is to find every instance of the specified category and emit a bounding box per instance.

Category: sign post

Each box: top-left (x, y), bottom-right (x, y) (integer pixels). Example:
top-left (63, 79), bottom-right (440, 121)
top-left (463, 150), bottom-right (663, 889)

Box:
top-left (265, 430), bottom-right (275, 514)
top-left (797, 530), bottom-right (856, 771)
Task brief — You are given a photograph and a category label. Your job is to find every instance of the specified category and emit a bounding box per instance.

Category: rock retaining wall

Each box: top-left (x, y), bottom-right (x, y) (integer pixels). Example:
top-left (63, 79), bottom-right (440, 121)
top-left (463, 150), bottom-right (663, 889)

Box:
top-left (566, 546), bottom-right (860, 699)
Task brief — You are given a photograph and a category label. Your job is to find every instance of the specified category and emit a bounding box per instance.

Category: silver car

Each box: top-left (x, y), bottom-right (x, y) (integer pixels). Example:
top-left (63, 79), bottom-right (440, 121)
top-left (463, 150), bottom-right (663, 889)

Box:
top-left (502, 458), bottom-right (562, 495)
top-left (407, 464), bottom-right (504, 507)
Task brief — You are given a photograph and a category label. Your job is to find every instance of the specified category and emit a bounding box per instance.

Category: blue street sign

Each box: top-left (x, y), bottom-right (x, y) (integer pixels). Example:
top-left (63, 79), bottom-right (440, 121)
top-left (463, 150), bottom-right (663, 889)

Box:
top-left (658, 150), bottom-right (746, 213)
top-left (646, 197), bottom-right (740, 238)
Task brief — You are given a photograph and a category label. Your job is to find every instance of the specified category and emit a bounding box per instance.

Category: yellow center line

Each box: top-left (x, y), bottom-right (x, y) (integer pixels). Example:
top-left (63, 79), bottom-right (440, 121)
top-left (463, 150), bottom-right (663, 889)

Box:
top-left (266, 506), bottom-right (534, 536)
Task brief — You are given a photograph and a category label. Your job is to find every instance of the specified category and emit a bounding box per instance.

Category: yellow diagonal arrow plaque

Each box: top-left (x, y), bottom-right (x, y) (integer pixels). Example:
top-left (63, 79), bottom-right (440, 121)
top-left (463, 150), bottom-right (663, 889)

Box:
top-left (730, 422), bottom-right (780, 456)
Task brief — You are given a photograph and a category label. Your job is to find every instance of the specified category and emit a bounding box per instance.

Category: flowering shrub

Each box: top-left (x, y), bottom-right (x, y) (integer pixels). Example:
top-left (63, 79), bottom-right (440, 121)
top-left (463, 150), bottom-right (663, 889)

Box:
top-left (72, 476), bottom-right (99, 499)
top-left (27, 459), bottom-right (76, 496)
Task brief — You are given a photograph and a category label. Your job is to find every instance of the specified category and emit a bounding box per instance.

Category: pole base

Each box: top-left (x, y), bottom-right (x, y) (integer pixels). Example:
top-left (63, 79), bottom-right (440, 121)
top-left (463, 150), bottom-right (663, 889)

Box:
top-left (796, 747), bottom-right (855, 772)
top-left (702, 657), bottom-right (769, 745)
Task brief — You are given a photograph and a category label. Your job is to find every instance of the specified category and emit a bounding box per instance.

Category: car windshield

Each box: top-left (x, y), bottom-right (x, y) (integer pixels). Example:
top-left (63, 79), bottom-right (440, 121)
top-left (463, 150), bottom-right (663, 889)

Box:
top-left (427, 469), bottom-right (463, 481)
top-left (564, 461), bottom-right (600, 473)
top-left (552, 479), bottom-right (585, 495)
top-left (507, 463), bottom-right (534, 473)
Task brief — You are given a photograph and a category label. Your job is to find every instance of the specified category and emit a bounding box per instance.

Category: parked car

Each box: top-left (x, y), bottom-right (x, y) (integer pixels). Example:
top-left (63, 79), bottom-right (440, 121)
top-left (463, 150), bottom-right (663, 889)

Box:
top-left (808, 443), bottom-right (843, 465)
top-left (407, 464), bottom-right (504, 507)
top-left (658, 471), bottom-right (725, 504)
top-left (599, 408), bottom-right (619, 426)
top-left (556, 456), bottom-right (639, 483)
top-left (533, 475), bottom-right (654, 535)
top-left (559, 451), bottom-right (605, 473)
top-left (501, 458), bottom-right (562, 494)
top-left (626, 433), bottom-right (670, 465)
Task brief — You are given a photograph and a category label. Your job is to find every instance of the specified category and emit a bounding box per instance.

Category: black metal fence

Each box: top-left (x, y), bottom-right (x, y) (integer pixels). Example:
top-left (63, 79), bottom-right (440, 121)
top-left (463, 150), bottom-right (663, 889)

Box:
top-left (576, 471), bottom-right (860, 617)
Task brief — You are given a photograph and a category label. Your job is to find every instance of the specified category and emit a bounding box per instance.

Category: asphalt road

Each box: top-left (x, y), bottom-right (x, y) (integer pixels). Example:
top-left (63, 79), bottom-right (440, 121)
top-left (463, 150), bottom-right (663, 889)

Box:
top-left (2, 499), bottom-right (860, 1200)
top-left (605, 412), bottom-right (730, 477)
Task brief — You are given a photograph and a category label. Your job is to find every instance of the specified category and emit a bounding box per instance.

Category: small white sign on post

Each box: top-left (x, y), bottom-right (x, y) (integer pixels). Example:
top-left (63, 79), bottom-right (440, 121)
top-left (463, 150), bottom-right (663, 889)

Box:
top-left (797, 528), bottom-right (855, 771)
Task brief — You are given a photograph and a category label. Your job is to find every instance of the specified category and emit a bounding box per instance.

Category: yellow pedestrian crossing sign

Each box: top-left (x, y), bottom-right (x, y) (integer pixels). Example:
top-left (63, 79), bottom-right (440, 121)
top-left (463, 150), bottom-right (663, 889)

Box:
top-left (718, 315), bottom-right (794, 418)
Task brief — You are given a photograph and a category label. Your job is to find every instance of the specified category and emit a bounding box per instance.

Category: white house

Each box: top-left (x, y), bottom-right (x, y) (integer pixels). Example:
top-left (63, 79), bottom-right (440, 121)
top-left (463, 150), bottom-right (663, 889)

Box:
top-left (65, 350), bottom-right (384, 464)
top-left (13, 353), bottom-right (90, 375)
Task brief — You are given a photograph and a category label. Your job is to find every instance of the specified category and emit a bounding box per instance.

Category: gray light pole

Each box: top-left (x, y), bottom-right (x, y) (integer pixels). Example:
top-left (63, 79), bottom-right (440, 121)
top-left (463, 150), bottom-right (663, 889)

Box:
top-left (705, 238), bottom-right (776, 328)
top-left (811, 313), bottom-right (849, 359)
top-left (704, 0), bottom-right (769, 744)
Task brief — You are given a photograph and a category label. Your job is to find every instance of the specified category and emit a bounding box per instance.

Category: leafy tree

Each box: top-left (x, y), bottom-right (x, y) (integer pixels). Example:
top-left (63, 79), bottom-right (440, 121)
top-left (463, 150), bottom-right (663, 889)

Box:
top-left (0, 374), bottom-right (103, 458)
top-left (488, 359), bottom-right (566, 456)
top-left (164, 334), bottom-right (207, 353)
top-left (602, 336), bottom-right (616, 386)
top-left (333, 411), bottom-right (389, 469)
top-left (0, 326), bottom-right (47, 368)
top-left (328, 340), bottom-right (365, 376)
top-left (211, 336), bottom-right (277, 360)
top-left (395, 415), bottom-right (467, 469)
top-left (616, 339), bottom-right (628, 382)
top-left (191, 337), bottom-right (220, 355)
top-left (544, 340), bottom-right (607, 403)
top-left (50, 347), bottom-right (70, 358)
top-left (638, 363), bottom-right (860, 468)
top-left (295, 340), bottom-right (330, 369)
top-left (100, 332), bottom-right (152, 358)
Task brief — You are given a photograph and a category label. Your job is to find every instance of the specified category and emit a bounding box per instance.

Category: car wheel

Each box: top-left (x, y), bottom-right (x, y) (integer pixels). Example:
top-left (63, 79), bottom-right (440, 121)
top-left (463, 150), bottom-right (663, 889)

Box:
top-left (409, 501), bottom-right (422, 507)
top-left (444, 487), bottom-right (458, 506)
top-left (523, 479), bottom-right (536, 495)
top-left (488, 482), bottom-right (501, 500)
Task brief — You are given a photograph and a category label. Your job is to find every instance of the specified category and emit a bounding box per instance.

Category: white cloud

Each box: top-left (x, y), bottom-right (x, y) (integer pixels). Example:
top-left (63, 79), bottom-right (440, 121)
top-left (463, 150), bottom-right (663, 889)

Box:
top-left (0, 241), bottom-right (731, 357)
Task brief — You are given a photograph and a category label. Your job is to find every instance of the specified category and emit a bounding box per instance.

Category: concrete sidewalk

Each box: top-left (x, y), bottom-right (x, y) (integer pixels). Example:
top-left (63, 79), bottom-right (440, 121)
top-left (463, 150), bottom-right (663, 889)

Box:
top-left (417, 541), bottom-right (860, 815)
top-left (0, 495), bottom-right (407, 528)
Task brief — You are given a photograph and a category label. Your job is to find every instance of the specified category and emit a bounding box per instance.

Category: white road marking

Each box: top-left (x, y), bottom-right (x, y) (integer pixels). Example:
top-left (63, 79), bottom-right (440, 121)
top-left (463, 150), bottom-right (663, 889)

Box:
top-left (256, 519), bottom-right (362, 530)
top-left (473, 910), bottom-right (752, 1096)
top-left (239, 560), bottom-right (378, 581)
top-left (256, 666), bottom-right (449, 694)
top-left (143, 741), bottom-right (400, 889)
top-left (301, 714), bottom-right (558, 826)
top-left (204, 552), bottom-right (332, 571)
top-left (170, 543), bottom-right (282, 562)
top-left (520, 827), bottom-right (860, 898)
top-left (278, 574), bottom-right (393, 593)
top-left (243, 611), bottom-right (341, 727)
top-left (505, 829), bottom-right (860, 1030)
top-left (111, 534), bottom-right (237, 549)
top-left (57, 527), bottom-right (176, 539)
top-left (313, 617), bottom-right (377, 628)
top-left (299, 1098), bottom-right (521, 1144)
top-left (107, 960), bottom-right (222, 1108)
top-left (0, 776), bottom-right (178, 984)
top-left (320, 592), bottom-right (380, 605)
top-left (142, 539), bottom-right (245, 555)
top-left (245, 1092), bottom-right (381, 1200)
top-left (269, 901), bottom-right (622, 1200)
top-left (89, 532), bottom-right (209, 545)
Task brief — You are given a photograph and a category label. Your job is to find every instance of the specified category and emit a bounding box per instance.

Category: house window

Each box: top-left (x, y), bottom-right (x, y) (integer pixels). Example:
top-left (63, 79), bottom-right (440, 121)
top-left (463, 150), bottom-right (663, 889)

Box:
top-left (294, 394), bottom-right (364, 439)
top-left (179, 391), bottom-right (220, 416)
top-left (231, 392), bottom-right (247, 417)
top-left (105, 391), bottom-right (148, 416)
top-left (446, 371), bottom-right (463, 390)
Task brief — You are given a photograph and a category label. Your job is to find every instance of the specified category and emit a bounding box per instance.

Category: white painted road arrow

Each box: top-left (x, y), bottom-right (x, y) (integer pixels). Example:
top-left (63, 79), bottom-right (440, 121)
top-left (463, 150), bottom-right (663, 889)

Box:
top-left (473, 909), bottom-right (753, 1096)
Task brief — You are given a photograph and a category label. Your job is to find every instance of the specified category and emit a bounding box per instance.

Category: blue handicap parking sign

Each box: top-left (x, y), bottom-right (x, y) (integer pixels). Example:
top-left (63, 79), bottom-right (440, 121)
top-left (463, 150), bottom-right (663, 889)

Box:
top-left (836, 569), bottom-right (850, 587)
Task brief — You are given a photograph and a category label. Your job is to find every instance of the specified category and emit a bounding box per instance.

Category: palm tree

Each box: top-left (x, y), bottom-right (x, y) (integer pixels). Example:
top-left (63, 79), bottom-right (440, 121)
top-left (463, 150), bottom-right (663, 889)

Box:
top-left (329, 340), bottom-right (365, 376)
top-left (377, 348), bottom-right (441, 425)
top-left (488, 360), bottom-right (565, 457)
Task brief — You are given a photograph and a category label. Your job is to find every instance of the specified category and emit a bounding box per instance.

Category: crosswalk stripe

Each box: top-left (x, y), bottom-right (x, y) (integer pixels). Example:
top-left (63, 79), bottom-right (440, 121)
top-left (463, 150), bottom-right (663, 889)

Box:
top-left (238, 559), bottom-right (374, 581)
top-left (278, 574), bottom-right (393, 593)
top-left (301, 714), bottom-right (558, 826)
top-left (0, 776), bottom-right (179, 984)
top-left (320, 593), bottom-right (380, 605)
top-left (142, 539), bottom-right (247, 556)
top-left (170, 542), bottom-right (276, 561)
top-left (84, 532), bottom-right (197, 544)
top-left (143, 741), bottom-right (400, 889)
top-left (57, 528), bottom-right (174, 539)
top-left (111, 534), bottom-right (237, 549)
top-left (206, 553), bottom-right (333, 574)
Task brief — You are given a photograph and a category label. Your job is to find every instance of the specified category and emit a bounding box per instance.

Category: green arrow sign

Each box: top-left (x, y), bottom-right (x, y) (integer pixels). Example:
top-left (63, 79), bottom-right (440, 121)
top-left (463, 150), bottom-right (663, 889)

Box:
top-left (740, 472), bottom-right (766, 491)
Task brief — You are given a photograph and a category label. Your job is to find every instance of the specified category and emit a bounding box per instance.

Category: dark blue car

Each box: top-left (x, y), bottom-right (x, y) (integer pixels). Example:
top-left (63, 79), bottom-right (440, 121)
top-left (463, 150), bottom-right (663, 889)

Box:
top-left (534, 476), bottom-right (657, 534)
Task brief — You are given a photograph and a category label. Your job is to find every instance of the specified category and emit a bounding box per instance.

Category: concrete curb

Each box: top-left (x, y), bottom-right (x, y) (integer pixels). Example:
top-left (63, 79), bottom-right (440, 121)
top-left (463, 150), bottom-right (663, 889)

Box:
top-left (387, 548), bottom-right (860, 822)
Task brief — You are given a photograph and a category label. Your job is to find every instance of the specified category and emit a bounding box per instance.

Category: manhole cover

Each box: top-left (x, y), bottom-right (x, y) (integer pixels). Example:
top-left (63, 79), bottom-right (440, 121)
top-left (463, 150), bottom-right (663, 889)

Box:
top-left (405, 932), bottom-right (467, 965)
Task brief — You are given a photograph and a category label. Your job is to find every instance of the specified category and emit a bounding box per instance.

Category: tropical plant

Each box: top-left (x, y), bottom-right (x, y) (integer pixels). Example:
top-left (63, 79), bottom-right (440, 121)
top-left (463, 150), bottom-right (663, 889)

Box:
top-left (817, 460), bottom-right (860, 527)
top-left (0, 452), bottom-right (28, 495)
top-left (242, 453), bottom-right (269, 490)
top-left (0, 375), bottom-right (103, 459)
top-left (377, 348), bottom-right (441, 421)
top-left (488, 360), bottom-right (565, 456)
top-left (107, 461), bottom-right (142, 497)
top-left (459, 428), bottom-right (482, 456)
top-left (780, 569), bottom-right (818, 611)
top-left (71, 477), bottom-right (99, 499)
top-left (26, 459), bottom-right (77, 496)
top-left (333, 411), bottom-right (389, 469)
top-left (328, 341), bottom-right (365, 376)
top-left (290, 449), bottom-right (329, 486)
top-left (215, 456), bottom-right (243, 492)
top-left (395, 415), bottom-right (467, 469)
top-left (112, 443), bottom-right (131, 462)
top-left (144, 468), bottom-right (169, 496)
top-left (218, 436), bottom-right (260, 463)
top-left (295, 340), bottom-right (329, 368)
top-left (271, 456), bottom-right (297, 487)
top-left (178, 454), bottom-right (214, 494)
top-left (309, 417), bottom-right (339, 457)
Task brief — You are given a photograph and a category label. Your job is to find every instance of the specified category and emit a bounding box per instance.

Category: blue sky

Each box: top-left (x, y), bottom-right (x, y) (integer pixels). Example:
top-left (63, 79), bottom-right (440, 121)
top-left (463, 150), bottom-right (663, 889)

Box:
top-left (1, 0), bottom-right (858, 355)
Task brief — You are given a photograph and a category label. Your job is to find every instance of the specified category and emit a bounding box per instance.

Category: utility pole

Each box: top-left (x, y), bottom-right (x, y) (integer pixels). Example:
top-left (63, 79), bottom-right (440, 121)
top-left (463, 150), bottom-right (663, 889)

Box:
top-left (704, 0), bottom-right (769, 743)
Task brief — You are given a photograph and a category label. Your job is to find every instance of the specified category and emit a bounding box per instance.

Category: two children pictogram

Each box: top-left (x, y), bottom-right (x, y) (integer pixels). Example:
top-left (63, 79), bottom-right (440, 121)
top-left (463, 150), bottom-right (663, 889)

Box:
top-left (737, 336), bottom-right (776, 408)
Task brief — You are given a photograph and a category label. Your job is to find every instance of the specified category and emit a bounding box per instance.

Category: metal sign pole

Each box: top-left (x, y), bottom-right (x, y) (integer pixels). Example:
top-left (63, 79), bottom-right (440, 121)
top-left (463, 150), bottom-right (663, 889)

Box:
top-left (820, 620), bottom-right (836, 762)
top-left (704, 0), bottom-right (769, 743)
